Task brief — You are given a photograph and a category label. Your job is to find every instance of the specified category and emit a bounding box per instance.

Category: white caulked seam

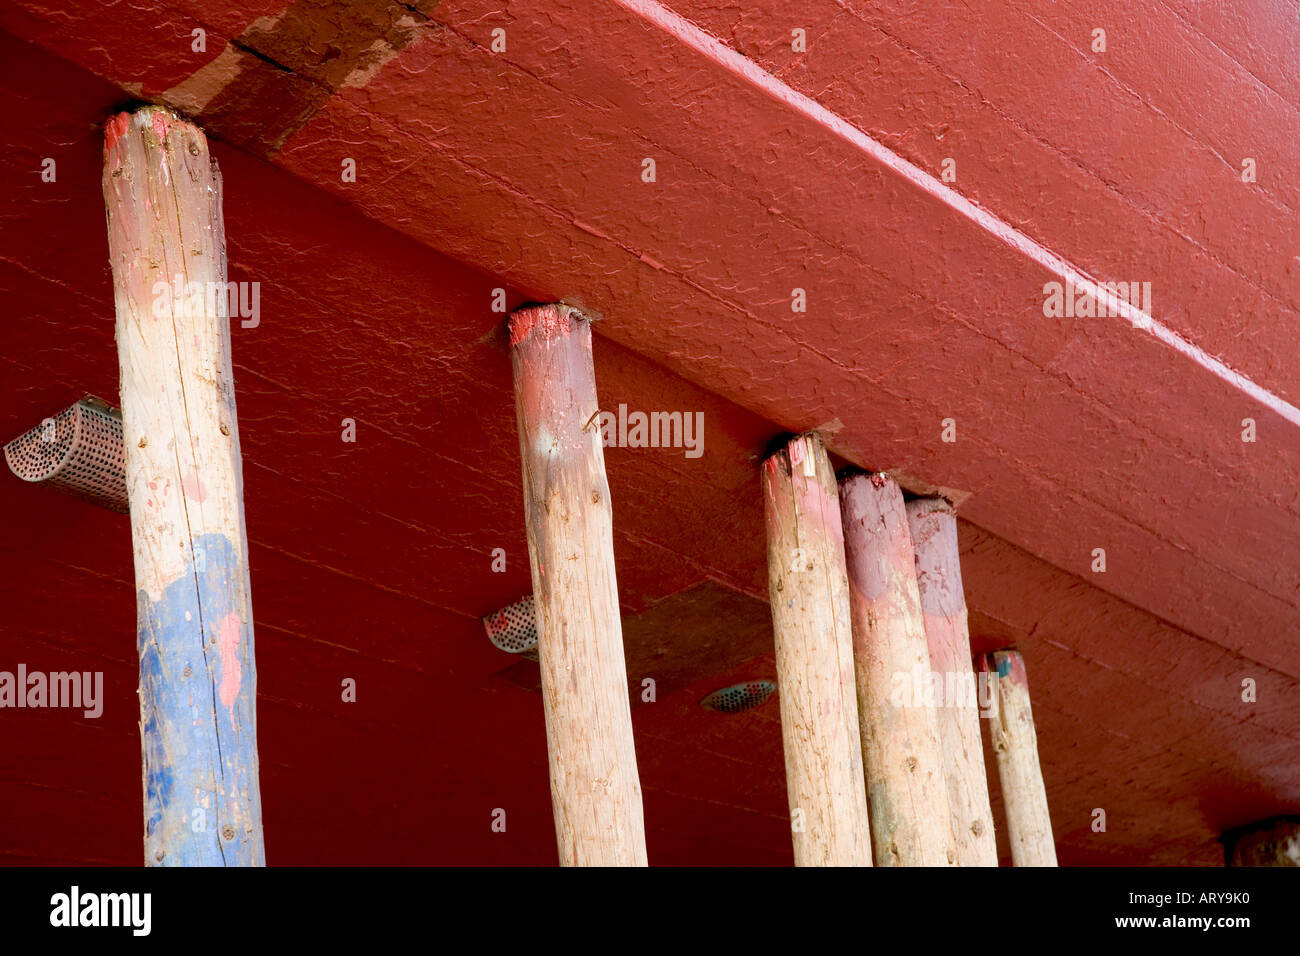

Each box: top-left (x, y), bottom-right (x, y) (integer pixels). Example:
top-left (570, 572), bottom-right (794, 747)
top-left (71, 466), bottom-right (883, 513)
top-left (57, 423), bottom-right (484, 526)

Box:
top-left (616, 0), bottom-right (1300, 428)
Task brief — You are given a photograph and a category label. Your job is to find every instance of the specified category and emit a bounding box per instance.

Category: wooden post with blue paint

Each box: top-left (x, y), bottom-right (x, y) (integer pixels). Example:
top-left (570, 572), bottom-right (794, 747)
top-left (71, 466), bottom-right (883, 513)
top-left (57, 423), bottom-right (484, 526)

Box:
top-left (977, 650), bottom-right (1057, 866)
top-left (509, 303), bottom-right (648, 866)
top-left (103, 106), bottom-right (265, 866)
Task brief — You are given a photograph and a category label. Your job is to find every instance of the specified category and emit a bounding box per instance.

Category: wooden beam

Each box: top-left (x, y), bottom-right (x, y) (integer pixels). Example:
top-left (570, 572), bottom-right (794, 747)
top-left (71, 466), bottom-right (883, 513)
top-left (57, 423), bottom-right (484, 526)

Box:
top-left (509, 303), bottom-right (647, 866)
top-left (906, 498), bottom-right (997, 866)
top-left (1224, 817), bottom-right (1300, 866)
top-left (978, 650), bottom-right (1057, 866)
top-left (839, 472), bottom-right (956, 866)
top-left (762, 434), bottom-right (872, 866)
top-left (103, 106), bottom-right (264, 866)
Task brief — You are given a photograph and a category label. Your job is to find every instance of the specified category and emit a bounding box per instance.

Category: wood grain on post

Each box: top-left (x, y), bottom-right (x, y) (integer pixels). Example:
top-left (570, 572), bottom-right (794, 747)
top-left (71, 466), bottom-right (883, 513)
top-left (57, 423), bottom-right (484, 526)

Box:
top-left (509, 303), bottom-right (648, 866)
top-left (906, 498), bottom-right (997, 866)
top-left (103, 106), bottom-right (264, 866)
top-left (839, 473), bottom-right (956, 866)
top-left (763, 434), bottom-right (872, 866)
top-left (978, 650), bottom-right (1057, 866)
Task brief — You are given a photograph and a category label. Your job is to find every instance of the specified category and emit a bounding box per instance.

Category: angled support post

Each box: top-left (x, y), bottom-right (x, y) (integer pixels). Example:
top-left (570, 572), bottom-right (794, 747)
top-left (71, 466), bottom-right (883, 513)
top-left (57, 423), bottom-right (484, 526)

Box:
top-left (103, 106), bottom-right (264, 865)
top-left (906, 498), bottom-right (997, 866)
top-left (509, 303), bottom-right (648, 866)
top-left (1224, 817), bottom-right (1300, 866)
top-left (839, 472), bottom-right (956, 866)
top-left (978, 650), bottom-right (1057, 866)
top-left (762, 434), bottom-right (872, 866)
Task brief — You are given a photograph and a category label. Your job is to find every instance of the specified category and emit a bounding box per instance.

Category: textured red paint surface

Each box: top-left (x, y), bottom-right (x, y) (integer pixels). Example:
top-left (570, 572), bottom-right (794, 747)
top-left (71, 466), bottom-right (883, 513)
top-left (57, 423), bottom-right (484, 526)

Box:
top-left (1, 1), bottom-right (1298, 866)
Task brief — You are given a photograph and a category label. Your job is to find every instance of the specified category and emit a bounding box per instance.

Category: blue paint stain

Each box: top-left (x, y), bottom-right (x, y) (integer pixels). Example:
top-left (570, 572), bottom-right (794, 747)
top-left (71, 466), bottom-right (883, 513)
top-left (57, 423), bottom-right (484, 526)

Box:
top-left (140, 647), bottom-right (171, 815)
top-left (145, 762), bottom-right (173, 810)
top-left (138, 532), bottom-right (264, 866)
top-left (996, 657), bottom-right (1012, 678)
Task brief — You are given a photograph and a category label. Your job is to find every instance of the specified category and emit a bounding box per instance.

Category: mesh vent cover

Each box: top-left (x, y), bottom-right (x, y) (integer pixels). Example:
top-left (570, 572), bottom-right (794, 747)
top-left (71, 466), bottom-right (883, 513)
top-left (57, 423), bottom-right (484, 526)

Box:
top-left (701, 680), bottom-right (777, 714)
top-left (4, 397), bottom-right (128, 513)
top-left (483, 596), bottom-right (539, 659)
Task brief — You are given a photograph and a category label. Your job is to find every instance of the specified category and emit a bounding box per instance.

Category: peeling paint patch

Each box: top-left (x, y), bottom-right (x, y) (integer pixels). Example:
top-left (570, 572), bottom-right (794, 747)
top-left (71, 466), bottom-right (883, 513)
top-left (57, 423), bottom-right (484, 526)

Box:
top-left (217, 613), bottom-right (242, 711)
top-left (181, 474), bottom-right (206, 502)
top-left (151, 109), bottom-right (170, 144)
top-left (103, 112), bottom-right (130, 157)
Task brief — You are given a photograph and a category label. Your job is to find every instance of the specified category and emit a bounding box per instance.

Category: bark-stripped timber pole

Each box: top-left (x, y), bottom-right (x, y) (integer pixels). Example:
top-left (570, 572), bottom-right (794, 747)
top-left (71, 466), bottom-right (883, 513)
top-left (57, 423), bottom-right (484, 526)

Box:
top-left (839, 472), bottom-right (956, 866)
top-left (762, 434), bottom-right (873, 866)
top-left (103, 106), bottom-right (264, 866)
top-left (977, 650), bottom-right (1057, 866)
top-left (906, 498), bottom-right (997, 866)
top-left (509, 303), bottom-right (648, 866)
top-left (1224, 817), bottom-right (1300, 866)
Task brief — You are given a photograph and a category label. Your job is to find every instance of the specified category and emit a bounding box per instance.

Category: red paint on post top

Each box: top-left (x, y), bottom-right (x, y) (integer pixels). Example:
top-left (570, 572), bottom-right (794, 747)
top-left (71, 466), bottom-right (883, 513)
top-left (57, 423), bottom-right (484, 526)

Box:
top-left (150, 109), bottom-right (169, 143)
top-left (839, 473), bottom-right (911, 603)
top-left (907, 499), bottom-right (965, 618)
top-left (509, 304), bottom-right (574, 348)
top-left (103, 112), bottom-right (130, 155)
top-left (762, 434), bottom-right (845, 550)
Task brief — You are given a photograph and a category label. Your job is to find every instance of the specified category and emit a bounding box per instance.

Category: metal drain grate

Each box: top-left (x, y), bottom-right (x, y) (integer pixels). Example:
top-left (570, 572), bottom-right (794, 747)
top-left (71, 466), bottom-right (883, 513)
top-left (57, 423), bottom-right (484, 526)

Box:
top-left (701, 680), bottom-right (777, 714)
top-left (483, 595), bottom-right (539, 660)
top-left (4, 397), bottom-right (128, 513)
